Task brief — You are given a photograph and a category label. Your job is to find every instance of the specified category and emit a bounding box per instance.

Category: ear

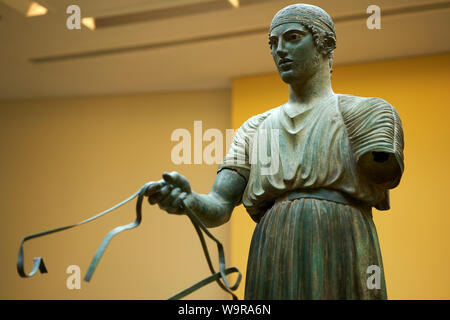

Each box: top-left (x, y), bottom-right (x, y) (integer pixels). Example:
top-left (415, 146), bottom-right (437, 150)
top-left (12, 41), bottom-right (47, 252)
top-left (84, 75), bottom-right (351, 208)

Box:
top-left (320, 33), bottom-right (336, 55)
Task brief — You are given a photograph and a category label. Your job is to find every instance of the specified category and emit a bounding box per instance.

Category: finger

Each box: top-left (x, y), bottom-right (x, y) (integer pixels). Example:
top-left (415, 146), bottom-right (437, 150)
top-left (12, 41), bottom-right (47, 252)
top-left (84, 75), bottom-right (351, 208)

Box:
top-left (159, 187), bottom-right (181, 210)
top-left (172, 192), bottom-right (187, 210)
top-left (162, 172), bottom-right (175, 185)
top-left (146, 181), bottom-right (166, 202)
top-left (145, 180), bottom-right (165, 196)
top-left (163, 171), bottom-right (191, 193)
top-left (148, 184), bottom-right (171, 205)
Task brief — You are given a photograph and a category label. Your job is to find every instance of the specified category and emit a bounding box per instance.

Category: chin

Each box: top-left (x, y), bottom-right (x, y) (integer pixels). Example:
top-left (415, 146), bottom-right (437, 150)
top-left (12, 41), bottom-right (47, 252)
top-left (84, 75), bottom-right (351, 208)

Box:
top-left (279, 70), bottom-right (304, 85)
top-left (280, 74), bottom-right (294, 84)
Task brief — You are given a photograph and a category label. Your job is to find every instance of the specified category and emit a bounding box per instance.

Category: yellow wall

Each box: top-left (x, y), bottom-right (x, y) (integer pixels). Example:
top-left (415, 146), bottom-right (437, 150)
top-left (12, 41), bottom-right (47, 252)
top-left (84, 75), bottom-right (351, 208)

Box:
top-left (230, 53), bottom-right (450, 300)
top-left (0, 89), bottom-right (232, 299)
top-left (2, 53), bottom-right (449, 300)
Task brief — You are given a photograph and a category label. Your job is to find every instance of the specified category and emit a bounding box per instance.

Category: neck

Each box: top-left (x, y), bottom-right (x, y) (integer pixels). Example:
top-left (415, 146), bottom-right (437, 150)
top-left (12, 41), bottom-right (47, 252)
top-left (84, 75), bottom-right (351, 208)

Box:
top-left (288, 64), bottom-right (334, 106)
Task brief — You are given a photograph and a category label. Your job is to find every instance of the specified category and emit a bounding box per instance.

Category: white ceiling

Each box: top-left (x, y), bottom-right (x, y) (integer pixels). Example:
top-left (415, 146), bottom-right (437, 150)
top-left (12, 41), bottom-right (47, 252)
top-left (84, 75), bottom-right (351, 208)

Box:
top-left (0, 0), bottom-right (449, 99)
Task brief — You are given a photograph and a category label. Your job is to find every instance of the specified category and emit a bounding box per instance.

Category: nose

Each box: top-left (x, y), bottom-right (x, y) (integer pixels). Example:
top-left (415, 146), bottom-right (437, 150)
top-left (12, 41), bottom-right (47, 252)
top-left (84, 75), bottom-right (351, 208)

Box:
top-left (276, 40), bottom-right (288, 59)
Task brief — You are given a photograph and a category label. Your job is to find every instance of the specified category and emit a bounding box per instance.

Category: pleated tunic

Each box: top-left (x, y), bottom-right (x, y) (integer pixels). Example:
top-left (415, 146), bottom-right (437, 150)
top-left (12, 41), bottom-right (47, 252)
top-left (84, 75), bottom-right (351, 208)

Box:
top-left (218, 94), bottom-right (404, 299)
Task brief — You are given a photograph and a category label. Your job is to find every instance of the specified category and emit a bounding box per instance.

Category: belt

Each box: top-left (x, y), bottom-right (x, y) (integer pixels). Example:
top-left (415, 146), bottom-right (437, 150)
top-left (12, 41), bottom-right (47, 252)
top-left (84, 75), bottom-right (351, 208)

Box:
top-left (276, 188), bottom-right (372, 212)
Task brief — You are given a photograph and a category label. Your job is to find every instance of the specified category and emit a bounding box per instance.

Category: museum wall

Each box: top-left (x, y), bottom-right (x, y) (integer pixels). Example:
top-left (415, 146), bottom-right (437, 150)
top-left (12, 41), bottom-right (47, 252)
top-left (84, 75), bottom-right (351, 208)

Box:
top-left (230, 53), bottom-right (450, 300)
top-left (2, 53), bottom-right (449, 300)
top-left (0, 89), bottom-right (232, 299)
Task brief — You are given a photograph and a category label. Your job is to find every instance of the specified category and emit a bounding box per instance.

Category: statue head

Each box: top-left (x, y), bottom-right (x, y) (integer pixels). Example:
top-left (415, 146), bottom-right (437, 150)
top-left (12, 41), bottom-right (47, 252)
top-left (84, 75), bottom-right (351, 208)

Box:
top-left (268, 4), bottom-right (337, 85)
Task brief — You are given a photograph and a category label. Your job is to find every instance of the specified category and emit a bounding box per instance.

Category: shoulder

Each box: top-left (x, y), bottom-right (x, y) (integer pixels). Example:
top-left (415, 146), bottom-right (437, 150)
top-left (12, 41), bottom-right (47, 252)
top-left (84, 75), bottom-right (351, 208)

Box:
top-left (239, 106), bottom-right (280, 133)
top-left (338, 94), bottom-right (401, 123)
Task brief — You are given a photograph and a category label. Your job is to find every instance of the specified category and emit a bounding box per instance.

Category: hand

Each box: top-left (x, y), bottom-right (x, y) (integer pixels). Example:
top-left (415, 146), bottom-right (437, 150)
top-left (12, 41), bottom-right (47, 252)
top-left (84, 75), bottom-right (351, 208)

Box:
top-left (145, 171), bottom-right (192, 214)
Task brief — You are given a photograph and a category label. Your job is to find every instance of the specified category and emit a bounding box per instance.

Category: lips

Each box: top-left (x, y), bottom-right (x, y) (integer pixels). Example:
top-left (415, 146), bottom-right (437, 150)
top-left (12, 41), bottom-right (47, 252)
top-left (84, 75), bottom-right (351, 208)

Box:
top-left (279, 59), bottom-right (293, 70)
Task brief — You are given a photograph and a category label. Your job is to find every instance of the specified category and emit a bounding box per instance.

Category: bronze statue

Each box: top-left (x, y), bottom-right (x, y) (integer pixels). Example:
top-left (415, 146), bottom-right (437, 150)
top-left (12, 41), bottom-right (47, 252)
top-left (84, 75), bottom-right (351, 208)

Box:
top-left (146, 3), bottom-right (404, 299)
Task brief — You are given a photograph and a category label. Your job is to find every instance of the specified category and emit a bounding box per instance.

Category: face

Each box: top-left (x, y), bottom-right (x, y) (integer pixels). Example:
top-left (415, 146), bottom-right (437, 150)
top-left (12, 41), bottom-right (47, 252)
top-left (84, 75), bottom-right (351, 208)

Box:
top-left (269, 23), bottom-right (320, 85)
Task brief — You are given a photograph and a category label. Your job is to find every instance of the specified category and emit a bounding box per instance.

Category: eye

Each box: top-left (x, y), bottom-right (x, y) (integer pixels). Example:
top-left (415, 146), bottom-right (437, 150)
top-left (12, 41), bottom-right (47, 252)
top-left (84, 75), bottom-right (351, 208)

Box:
top-left (288, 33), bottom-right (302, 41)
top-left (269, 38), bottom-right (278, 49)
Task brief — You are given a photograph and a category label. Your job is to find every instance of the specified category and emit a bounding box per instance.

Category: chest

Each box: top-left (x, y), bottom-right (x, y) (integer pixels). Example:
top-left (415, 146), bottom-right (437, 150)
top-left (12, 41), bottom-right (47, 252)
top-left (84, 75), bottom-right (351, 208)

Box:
top-left (250, 107), bottom-right (350, 161)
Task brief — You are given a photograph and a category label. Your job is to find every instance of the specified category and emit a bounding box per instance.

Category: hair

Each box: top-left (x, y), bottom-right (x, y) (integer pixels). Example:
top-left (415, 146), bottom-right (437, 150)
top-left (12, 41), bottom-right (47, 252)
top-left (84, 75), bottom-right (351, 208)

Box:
top-left (300, 21), bottom-right (336, 73)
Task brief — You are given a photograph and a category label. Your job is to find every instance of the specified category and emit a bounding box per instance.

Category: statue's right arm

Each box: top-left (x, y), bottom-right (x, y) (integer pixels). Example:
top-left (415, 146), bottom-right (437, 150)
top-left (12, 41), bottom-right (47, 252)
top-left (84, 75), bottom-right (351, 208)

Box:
top-left (145, 169), bottom-right (247, 228)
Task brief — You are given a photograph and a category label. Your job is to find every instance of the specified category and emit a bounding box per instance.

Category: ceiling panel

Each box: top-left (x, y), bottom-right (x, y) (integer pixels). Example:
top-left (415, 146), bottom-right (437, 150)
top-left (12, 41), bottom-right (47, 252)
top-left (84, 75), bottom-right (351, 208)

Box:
top-left (0, 0), bottom-right (449, 99)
